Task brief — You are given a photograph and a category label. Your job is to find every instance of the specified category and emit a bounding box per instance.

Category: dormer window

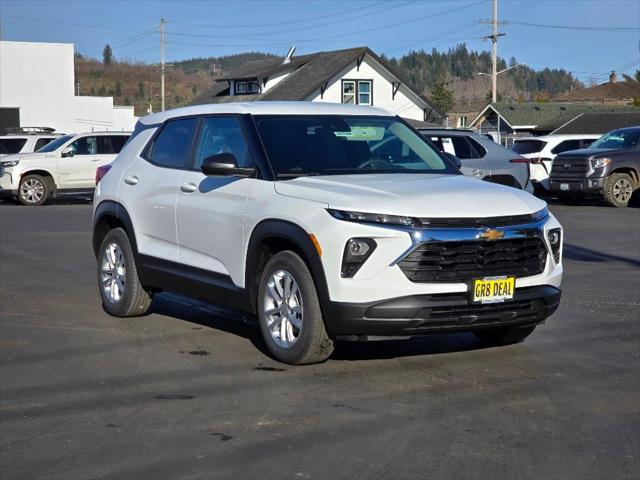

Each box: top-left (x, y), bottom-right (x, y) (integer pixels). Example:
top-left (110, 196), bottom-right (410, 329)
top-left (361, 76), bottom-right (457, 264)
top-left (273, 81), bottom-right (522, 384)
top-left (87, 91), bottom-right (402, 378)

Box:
top-left (235, 80), bottom-right (260, 95)
top-left (341, 80), bottom-right (372, 105)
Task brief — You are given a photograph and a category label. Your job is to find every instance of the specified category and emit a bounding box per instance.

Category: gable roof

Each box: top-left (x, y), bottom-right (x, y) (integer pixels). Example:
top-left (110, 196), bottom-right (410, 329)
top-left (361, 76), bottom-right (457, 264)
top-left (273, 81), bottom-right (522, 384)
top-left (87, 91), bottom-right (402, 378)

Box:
top-left (555, 81), bottom-right (640, 102)
top-left (551, 112), bottom-right (640, 135)
top-left (471, 102), bottom-right (639, 130)
top-left (192, 46), bottom-right (443, 121)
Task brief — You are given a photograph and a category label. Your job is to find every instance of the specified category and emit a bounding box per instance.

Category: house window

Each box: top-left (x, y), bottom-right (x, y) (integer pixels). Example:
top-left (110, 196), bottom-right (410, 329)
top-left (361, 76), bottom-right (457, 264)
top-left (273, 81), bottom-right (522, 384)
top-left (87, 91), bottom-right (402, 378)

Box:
top-left (235, 81), bottom-right (259, 95)
top-left (358, 81), bottom-right (371, 105)
top-left (342, 79), bottom-right (372, 105)
top-left (459, 116), bottom-right (468, 127)
top-left (342, 81), bottom-right (355, 104)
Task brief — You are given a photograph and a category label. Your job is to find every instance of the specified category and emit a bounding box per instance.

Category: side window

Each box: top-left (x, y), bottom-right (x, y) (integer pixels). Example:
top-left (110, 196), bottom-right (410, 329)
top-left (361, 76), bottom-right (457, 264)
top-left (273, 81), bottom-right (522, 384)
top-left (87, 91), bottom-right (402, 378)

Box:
top-left (551, 140), bottom-right (580, 155)
top-left (97, 135), bottom-right (129, 154)
top-left (147, 118), bottom-right (197, 168)
top-left (581, 139), bottom-right (595, 149)
top-left (69, 136), bottom-right (98, 155)
top-left (34, 137), bottom-right (56, 151)
top-left (451, 136), bottom-right (483, 159)
top-left (0, 138), bottom-right (27, 154)
top-left (194, 117), bottom-right (253, 169)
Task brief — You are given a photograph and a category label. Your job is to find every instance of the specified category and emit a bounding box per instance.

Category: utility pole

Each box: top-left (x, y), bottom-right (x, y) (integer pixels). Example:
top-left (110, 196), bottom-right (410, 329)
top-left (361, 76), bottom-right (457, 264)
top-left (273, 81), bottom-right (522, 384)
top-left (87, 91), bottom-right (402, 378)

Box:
top-left (160, 18), bottom-right (166, 112)
top-left (481, 0), bottom-right (505, 103)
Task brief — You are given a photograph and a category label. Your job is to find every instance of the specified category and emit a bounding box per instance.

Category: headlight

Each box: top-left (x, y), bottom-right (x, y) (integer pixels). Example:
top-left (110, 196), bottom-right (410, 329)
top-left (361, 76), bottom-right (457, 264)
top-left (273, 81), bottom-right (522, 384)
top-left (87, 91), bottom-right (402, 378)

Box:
top-left (1, 160), bottom-right (20, 167)
top-left (591, 157), bottom-right (611, 169)
top-left (547, 228), bottom-right (562, 264)
top-left (327, 209), bottom-right (419, 227)
top-left (341, 238), bottom-right (377, 278)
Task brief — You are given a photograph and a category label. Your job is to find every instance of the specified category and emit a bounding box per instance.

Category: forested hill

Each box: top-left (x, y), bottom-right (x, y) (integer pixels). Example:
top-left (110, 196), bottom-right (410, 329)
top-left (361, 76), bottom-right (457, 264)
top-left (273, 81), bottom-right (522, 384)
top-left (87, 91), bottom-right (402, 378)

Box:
top-left (383, 44), bottom-right (580, 103)
top-left (174, 52), bottom-right (280, 75)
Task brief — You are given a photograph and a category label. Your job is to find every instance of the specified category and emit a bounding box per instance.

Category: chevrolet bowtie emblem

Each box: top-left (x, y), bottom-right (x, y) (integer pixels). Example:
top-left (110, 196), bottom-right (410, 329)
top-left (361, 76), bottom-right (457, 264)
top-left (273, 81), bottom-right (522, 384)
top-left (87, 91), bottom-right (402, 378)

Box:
top-left (479, 229), bottom-right (505, 241)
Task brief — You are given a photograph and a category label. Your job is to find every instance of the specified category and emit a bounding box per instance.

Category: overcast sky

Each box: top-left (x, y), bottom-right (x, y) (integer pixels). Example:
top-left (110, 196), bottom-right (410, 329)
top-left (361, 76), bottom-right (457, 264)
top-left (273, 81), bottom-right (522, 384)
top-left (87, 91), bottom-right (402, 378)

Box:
top-left (0, 0), bottom-right (638, 83)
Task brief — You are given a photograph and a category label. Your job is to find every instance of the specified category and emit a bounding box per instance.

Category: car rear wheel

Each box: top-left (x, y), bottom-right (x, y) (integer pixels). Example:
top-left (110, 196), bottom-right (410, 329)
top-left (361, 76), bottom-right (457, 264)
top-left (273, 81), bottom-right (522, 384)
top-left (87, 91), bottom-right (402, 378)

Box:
top-left (18, 174), bottom-right (49, 206)
top-left (603, 172), bottom-right (634, 208)
top-left (98, 227), bottom-right (152, 317)
top-left (473, 325), bottom-right (536, 345)
top-left (257, 251), bottom-right (334, 365)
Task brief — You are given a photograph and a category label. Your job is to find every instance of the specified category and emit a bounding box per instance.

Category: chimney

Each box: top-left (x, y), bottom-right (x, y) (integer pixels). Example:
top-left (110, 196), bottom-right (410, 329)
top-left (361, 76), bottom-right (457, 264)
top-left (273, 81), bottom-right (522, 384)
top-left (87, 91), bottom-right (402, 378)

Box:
top-left (283, 46), bottom-right (296, 65)
top-left (609, 71), bottom-right (617, 83)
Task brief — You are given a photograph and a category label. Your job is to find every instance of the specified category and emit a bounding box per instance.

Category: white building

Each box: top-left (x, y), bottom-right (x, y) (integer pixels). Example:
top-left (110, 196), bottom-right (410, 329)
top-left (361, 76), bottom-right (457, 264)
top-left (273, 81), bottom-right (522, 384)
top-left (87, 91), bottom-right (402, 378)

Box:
top-left (0, 41), bottom-right (136, 133)
top-left (194, 46), bottom-right (444, 125)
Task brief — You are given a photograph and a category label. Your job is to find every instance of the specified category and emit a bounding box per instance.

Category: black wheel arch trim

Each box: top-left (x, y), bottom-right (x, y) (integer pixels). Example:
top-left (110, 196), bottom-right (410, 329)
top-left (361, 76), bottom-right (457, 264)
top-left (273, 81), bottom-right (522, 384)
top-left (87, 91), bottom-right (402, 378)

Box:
top-left (245, 219), bottom-right (331, 318)
top-left (92, 200), bottom-right (138, 258)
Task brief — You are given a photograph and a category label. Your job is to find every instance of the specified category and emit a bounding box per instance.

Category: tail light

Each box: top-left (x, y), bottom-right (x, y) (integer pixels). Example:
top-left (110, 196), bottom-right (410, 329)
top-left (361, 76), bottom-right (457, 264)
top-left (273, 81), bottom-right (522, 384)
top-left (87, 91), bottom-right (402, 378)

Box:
top-left (509, 158), bottom-right (529, 163)
top-left (95, 165), bottom-right (112, 185)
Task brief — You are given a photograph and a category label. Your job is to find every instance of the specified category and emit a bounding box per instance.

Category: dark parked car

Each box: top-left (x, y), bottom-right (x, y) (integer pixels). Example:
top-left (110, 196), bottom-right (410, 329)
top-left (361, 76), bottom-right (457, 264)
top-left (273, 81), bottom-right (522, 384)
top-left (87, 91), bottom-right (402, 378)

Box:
top-left (549, 126), bottom-right (640, 207)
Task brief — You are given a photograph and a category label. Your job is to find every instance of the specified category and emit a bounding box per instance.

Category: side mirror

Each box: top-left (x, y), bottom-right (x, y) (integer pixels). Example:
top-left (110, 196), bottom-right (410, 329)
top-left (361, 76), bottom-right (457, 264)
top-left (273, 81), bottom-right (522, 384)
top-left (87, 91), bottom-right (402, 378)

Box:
top-left (200, 153), bottom-right (254, 177)
top-left (443, 152), bottom-right (462, 169)
top-left (61, 146), bottom-right (74, 158)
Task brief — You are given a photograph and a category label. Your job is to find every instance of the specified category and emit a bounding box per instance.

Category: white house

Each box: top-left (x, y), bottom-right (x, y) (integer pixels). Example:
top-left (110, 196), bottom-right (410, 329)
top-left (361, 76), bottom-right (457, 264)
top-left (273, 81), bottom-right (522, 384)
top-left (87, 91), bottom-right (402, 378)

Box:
top-left (0, 41), bottom-right (136, 133)
top-left (194, 46), bottom-right (444, 125)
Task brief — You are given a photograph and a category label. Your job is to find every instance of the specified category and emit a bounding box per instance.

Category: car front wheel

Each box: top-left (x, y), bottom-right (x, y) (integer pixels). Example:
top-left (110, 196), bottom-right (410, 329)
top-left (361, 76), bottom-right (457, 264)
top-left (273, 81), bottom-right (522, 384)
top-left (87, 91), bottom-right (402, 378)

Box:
top-left (257, 251), bottom-right (334, 365)
top-left (603, 172), bottom-right (634, 208)
top-left (18, 174), bottom-right (49, 206)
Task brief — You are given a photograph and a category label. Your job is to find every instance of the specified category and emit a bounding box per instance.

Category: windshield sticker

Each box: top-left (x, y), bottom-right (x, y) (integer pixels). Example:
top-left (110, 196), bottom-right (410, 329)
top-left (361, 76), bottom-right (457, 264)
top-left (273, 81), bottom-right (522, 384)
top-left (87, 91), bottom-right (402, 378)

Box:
top-left (333, 126), bottom-right (385, 141)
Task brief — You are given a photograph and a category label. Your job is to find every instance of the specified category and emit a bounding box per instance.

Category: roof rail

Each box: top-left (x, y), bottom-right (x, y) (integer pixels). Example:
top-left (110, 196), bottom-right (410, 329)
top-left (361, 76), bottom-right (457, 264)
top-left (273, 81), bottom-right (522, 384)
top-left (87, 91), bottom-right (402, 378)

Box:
top-left (0, 126), bottom-right (57, 135)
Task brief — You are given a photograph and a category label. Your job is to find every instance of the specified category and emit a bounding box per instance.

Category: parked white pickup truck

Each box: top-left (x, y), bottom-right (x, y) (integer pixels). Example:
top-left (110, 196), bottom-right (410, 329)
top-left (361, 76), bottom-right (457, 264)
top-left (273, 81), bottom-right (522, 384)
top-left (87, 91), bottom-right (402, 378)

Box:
top-left (0, 131), bottom-right (130, 205)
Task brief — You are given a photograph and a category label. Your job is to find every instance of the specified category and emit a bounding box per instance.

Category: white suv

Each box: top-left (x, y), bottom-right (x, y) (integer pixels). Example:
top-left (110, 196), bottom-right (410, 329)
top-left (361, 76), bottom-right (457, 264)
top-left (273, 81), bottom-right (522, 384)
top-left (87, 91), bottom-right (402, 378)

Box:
top-left (512, 134), bottom-right (599, 191)
top-left (0, 131), bottom-right (130, 205)
top-left (0, 128), bottom-right (61, 157)
top-left (92, 102), bottom-right (563, 365)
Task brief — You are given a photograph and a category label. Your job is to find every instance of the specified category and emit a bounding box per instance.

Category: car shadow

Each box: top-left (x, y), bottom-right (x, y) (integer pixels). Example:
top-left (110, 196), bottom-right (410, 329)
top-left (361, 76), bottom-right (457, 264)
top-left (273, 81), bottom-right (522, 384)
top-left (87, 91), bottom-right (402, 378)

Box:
top-left (0, 195), bottom-right (93, 206)
top-left (150, 292), bottom-right (495, 362)
top-left (564, 243), bottom-right (640, 267)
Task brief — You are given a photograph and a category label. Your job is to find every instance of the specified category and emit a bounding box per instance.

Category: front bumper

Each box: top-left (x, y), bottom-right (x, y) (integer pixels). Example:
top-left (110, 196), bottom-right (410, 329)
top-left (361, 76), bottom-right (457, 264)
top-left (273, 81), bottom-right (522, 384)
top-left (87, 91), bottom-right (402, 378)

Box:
top-left (324, 285), bottom-right (561, 339)
top-left (550, 176), bottom-right (605, 194)
top-left (0, 169), bottom-right (17, 196)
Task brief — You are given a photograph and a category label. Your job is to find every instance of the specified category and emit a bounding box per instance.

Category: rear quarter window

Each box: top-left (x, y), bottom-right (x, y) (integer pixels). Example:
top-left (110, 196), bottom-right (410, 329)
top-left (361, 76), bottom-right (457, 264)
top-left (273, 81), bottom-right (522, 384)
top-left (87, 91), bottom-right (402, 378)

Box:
top-left (0, 138), bottom-right (27, 154)
top-left (512, 140), bottom-right (546, 155)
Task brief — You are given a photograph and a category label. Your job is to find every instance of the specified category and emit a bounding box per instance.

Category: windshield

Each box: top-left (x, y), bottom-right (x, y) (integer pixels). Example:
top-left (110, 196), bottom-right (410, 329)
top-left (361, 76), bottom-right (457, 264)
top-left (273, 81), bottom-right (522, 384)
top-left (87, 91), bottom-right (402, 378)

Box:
top-left (254, 115), bottom-right (456, 178)
top-left (590, 129), bottom-right (640, 150)
top-left (512, 139), bottom-right (546, 155)
top-left (37, 134), bottom-right (74, 153)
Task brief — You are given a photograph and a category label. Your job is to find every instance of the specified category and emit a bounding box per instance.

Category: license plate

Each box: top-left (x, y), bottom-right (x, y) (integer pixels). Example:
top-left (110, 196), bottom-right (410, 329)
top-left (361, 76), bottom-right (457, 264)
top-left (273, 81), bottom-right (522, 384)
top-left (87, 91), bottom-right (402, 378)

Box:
top-left (472, 276), bottom-right (515, 304)
top-left (560, 183), bottom-right (569, 191)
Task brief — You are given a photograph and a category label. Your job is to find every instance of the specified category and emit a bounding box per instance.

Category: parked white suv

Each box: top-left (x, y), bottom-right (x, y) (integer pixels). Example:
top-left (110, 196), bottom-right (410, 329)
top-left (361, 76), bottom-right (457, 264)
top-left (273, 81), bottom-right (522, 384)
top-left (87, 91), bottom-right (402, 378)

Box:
top-left (512, 134), bottom-right (599, 191)
top-left (0, 131), bottom-right (130, 205)
top-left (92, 102), bottom-right (563, 364)
top-left (0, 127), bottom-right (61, 157)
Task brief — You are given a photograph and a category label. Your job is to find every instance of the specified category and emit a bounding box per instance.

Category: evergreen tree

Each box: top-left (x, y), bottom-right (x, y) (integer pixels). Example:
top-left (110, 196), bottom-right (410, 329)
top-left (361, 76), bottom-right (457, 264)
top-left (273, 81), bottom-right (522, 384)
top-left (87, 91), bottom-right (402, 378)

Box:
top-left (103, 44), bottom-right (113, 65)
top-left (430, 79), bottom-right (454, 113)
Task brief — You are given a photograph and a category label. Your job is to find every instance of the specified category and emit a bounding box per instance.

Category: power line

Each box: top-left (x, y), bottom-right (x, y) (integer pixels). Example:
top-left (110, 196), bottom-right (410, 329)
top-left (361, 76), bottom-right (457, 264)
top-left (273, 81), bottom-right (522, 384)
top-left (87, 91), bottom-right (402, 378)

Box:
top-left (0, 13), bottom-right (145, 33)
top-left (171, 0), bottom-right (390, 29)
top-left (505, 20), bottom-right (639, 32)
top-left (167, 1), bottom-right (415, 39)
top-left (383, 20), bottom-right (480, 54)
top-left (166, 0), bottom-right (487, 46)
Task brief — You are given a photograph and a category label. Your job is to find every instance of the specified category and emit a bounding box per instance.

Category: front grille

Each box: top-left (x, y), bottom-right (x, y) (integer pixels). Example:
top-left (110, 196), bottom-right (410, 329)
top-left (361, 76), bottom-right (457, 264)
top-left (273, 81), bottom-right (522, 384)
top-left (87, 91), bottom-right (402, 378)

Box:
top-left (417, 213), bottom-right (543, 228)
top-left (398, 237), bottom-right (547, 283)
top-left (550, 157), bottom-right (589, 181)
top-left (425, 299), bottom-right (535, 321)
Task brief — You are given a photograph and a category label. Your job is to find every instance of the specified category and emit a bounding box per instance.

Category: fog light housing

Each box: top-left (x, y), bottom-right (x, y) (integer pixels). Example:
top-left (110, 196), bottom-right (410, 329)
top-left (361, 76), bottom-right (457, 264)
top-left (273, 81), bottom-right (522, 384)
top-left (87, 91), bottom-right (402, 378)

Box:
top-left (341, 238), bottom-right (377, 278)
top-left (548, 228), bottom-right (562, 264)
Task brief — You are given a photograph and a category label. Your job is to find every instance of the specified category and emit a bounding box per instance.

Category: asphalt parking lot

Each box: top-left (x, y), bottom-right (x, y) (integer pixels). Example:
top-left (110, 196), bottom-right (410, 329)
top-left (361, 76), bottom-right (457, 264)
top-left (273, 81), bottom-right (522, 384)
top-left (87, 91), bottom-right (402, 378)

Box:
top-left (1, 197), bottom-right (639, 480)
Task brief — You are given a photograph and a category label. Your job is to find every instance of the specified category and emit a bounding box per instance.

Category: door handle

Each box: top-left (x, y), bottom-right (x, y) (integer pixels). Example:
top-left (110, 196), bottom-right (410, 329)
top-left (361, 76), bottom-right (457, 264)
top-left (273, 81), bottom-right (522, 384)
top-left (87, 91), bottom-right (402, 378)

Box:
top-left (124, 175), bottom-right (139, 185)
top-left (91, 158), bottom-right (102, 162)
top-left (180, 182), bottom-right (197, 193)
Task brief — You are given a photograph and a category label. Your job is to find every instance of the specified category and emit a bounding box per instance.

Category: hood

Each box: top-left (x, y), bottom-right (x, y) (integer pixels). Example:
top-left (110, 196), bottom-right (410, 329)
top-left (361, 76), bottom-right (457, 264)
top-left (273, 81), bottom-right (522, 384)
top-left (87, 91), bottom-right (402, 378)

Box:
top-left (274, 173), bottom-right (546, 218)
top-left (0, 152), bottom-right (57, 164)
top-left (556, 148), bottom-right (623, 159)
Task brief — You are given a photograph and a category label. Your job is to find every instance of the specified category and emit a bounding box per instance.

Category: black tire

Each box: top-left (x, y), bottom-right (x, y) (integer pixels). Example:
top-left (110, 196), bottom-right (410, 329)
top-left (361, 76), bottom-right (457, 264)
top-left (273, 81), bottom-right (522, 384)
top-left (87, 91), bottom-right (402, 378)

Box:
top-left (473, 325), bottom-right (536, 345)
top-left (603, 172), bottom-right (635, 208)
top-left (18, 174), bottom-right (50, 206)
top-left (257, 251), bottom-right (334, 365)
top-left (97, 227), bottom-right (152, 317)
top-left (557, 193), bottom-right (583, 205)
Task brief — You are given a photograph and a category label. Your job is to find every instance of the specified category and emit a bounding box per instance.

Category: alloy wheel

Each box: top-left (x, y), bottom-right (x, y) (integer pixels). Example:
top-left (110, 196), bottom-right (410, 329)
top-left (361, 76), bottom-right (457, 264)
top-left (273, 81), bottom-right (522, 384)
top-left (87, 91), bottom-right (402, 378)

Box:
top-left (101, 242), bottom-right (127, 303)
top-left (613, 178), bottom-right (633, 203)
top-left (263, 269), bottom-right (304, 348)
top-left (19, 178), bottom-right (45, 204)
